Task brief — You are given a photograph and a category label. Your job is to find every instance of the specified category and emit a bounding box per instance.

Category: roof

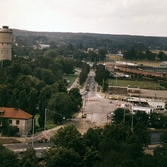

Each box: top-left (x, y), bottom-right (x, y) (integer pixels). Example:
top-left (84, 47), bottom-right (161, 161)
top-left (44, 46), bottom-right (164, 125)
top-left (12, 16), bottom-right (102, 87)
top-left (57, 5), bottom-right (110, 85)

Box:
top-left (0, 107), bottom-right (32, 119)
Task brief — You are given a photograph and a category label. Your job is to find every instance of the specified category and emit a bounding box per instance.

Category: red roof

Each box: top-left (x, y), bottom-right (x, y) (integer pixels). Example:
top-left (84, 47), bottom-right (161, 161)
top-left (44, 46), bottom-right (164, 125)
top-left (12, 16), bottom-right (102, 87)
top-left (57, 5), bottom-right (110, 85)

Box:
top-left (0, 107), bottom-right (32, 119)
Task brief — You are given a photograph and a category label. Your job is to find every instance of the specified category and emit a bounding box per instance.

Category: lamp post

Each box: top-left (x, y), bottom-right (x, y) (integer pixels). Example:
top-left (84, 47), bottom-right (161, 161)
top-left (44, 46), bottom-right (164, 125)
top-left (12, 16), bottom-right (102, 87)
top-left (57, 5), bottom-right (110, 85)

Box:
top-left (44, 108), bottom-right (65, 132)
top-left (44, 108), bottom-right (47, 131)
top-left (130, 103), bottom-right (134, 132)
top-left (32, 118), bottom-right (34, 147)
top-left (131, 110), bottom-right (134, 132)
top-left (123, 107), bottom-right (125, 122)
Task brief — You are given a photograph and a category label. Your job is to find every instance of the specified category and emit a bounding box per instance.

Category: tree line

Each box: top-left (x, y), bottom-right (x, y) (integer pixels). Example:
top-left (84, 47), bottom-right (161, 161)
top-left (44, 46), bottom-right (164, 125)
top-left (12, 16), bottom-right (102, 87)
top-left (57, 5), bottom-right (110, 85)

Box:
top-left (13, 29), bottom-right (167, 53)
top-left (123, 48), bottom-right (167, 61)
top-left (1, 122), bottom-right (167, 167)
top-left (0, 52), bottom-right (88, 136)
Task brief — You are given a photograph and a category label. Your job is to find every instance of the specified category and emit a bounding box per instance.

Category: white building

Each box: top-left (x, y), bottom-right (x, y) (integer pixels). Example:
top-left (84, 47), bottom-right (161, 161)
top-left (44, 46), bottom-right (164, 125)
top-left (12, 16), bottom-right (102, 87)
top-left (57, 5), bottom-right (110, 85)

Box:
top-left (132, 106), bottom-right (154, 114)
top-left (147, 101), bottom-right (167, 110)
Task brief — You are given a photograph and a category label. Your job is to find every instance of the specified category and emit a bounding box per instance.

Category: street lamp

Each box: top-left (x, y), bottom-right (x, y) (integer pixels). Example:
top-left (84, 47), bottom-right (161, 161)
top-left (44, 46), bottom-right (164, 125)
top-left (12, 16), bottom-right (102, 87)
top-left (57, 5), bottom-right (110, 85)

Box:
top-left (32, 118), bottom-right (34, 147)
top-left (44, 108), bottom-right (65, 132)
top-left (123, 107), bottom-right (125, 122)
top-left (128, 103), bottom-right (134, 132)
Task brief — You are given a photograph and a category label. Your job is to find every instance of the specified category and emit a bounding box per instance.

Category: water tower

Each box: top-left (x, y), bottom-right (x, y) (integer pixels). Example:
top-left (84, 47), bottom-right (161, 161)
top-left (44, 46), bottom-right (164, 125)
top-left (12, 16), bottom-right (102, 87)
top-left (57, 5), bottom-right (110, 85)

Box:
top-left (0, 26), bottom-right (13, 61)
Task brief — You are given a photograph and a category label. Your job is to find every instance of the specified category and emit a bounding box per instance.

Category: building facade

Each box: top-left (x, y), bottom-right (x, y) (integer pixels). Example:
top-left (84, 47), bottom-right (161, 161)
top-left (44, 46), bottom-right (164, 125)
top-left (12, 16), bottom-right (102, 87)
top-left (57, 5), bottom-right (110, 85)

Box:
top-left (0, 26), bottom-right (13, 61)
top-left (0, 107), bottom-right (32, 136)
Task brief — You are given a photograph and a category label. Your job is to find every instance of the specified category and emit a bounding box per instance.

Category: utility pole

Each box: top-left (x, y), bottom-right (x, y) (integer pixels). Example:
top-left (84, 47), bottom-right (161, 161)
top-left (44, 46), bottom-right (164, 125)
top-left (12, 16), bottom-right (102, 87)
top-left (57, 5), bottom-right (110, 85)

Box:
top-left (32, 118), bottom-right (34, 147)
top-left (1, 60), bottom-right (3, 69)
top-left (123, 107), bottom-right (125, 122)
top-left (44, 108), bottom-right (47, 131)
top-left (130, 103), bottom-right (134, 132)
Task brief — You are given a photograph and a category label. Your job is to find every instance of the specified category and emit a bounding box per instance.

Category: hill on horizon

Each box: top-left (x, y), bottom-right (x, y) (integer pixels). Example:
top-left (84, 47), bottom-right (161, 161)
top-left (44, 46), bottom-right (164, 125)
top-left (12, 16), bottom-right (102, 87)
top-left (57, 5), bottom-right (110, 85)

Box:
top-left (12, 29), bottom-right (167, 51)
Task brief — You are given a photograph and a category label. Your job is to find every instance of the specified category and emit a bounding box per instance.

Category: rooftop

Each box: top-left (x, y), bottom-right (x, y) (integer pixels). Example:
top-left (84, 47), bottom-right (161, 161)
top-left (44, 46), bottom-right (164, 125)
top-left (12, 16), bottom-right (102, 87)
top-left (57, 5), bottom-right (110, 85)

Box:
top-left (0, 107), bottom-right (32, 119)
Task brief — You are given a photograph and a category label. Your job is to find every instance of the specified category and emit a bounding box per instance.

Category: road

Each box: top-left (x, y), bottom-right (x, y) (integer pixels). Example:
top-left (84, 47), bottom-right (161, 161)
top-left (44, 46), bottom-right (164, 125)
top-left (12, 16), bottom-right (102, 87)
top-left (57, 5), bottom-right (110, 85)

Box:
top-left (81, 70), bottom-right (162, 144)
top-left (3, 70), bottom-right (162, 155)
top-left (82, 71), bottom-right (120, 125)
top-left (3, 141), bottom-right (53, 157)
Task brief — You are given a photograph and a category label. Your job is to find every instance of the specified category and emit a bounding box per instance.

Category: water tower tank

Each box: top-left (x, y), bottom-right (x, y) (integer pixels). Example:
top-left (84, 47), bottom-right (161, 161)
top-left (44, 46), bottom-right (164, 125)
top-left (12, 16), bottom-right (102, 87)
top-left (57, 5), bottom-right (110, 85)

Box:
top-left (0, 26), bottom-right (13, 61)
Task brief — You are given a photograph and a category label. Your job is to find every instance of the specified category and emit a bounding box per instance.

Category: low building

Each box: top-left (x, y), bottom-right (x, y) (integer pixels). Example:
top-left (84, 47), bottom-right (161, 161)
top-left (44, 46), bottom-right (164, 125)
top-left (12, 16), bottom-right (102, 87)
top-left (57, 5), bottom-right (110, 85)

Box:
top-left (0, 107), bottom-right (32, 136)
top-left (132, 106), bottom-right (154, 114)
top-left (147, 101), bottom-right (167, 110)
top-left (160, 61), bottom-right (167, 68)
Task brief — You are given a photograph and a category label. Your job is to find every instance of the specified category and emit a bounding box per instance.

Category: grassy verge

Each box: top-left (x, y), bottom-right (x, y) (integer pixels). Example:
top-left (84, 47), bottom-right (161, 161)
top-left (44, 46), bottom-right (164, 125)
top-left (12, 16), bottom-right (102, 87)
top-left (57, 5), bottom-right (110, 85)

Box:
top-left (34, 114), bottom-right (58, 130)
top-left (64, 74), bottom-right (79, 88)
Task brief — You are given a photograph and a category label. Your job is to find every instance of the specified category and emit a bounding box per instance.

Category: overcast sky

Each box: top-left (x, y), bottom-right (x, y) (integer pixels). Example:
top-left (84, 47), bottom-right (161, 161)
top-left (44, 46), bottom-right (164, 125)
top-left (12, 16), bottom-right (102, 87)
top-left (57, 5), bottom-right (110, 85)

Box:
top-left (1, 0), bottom-right (167, 37)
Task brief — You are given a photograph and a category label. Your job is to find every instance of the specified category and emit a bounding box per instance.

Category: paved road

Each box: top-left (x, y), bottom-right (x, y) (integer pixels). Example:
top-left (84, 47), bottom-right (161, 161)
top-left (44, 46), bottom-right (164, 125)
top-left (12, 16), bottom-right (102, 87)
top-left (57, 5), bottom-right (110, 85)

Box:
top-left (81, 70), bottom-right (116, 125)
top-left (2, 70), bottom-right (162, 155)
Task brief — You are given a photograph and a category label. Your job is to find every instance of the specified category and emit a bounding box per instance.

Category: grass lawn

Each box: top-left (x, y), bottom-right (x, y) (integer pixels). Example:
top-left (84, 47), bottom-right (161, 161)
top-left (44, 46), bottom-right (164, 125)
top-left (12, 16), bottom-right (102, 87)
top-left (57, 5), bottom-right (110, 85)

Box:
top-left (34, 114), bottom-right (58, 130)
top-left (109, 79), bottom-right (165, 90)
top-left (64, 74), bottom-right (79, 88)
top-left (34, 114), bottom-right (40, 127)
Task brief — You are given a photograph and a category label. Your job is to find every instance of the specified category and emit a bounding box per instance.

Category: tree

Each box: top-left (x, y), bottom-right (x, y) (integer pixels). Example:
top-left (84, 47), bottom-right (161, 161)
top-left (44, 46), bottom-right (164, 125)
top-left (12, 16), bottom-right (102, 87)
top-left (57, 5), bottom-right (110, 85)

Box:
top-left (69, 88), bottom-right (82, 110)
top-left (38, 88), bottom-right (48, 128)
top-left (44, 49), bottom-right (59, 59)
top-left (133, 122), bottom-right (151, 147)
top-left (48, 92), bottom-right (78, 122)
top-left (40, 68), bottom-right (55, 85)
top-left (83, 128), bottom-right (103, 150)
top-left (113, 108), bottom-right (125, 124)
top-left (28, 88), bottom-right (37, 116)
top-left (0, 86), bottom-right (9, 106)
top-left (44, 147), bottom-right (81, 167)
top-left (19, 147), bottom-right (38, 167)
top-left (157, 51), bottom-right (167, 61)
top-left (0, 144), bottom-right (19, 167)
top-left (51, 80), bottom-right (67, 94)
top-left (10, 89), bottom-right (18, 107)
top-left (160, 129), bottom-right (167, 145)
top-left (51, 124), bottom-right (81, 148)
top-left (63, 59), bottom-right (74, 75)
top-left (18, 90), bottom-right (29, 112)
top-left (20, 64), bottom-right (32, 75)
top-left (153, 145), bottom-right (167, 167)
top-left (98, 48), bottom-right (107, 61)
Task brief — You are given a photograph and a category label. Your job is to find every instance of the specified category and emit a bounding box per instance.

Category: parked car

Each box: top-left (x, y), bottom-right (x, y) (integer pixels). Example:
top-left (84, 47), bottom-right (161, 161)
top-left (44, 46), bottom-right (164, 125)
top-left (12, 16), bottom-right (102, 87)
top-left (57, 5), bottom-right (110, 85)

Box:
top-left (38, 136), bottom-right (48, 143)
top-left (82, 113), bottom-right (87, 118)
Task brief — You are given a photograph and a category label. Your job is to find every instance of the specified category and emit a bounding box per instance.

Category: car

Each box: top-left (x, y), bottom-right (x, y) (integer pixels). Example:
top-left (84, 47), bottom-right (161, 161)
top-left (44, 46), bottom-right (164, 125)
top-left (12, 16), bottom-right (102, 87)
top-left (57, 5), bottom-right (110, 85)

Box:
top-left (38, 136), bottom-right (48, 143)
top-left (109, 101), bottom-right (112, 104)
top-left (82, 113), bottom-right (87, 118)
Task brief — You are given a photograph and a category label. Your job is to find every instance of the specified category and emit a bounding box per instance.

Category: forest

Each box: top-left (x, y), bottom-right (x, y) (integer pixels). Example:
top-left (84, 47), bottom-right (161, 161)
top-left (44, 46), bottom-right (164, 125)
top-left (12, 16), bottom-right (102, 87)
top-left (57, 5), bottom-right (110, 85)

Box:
top-left (13, 28), bottom-right (167, 53)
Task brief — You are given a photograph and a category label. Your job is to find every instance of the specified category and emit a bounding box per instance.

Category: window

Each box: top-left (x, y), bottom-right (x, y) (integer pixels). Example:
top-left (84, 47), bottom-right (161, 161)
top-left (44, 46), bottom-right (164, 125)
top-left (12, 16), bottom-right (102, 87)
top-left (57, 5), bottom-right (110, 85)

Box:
top-left (16, 120), bottom-right (20, 125)
top-left (9, 120), bottom-right (12, 124)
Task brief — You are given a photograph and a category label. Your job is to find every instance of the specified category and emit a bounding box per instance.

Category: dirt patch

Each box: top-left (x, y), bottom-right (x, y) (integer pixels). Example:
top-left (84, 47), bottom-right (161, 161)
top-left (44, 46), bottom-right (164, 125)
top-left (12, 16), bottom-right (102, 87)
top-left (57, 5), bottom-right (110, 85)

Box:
top-left (71, 113), bottom-right (106, 135)
top-left (0, 138), bottom-right (21, 144)
top-left (0, 113), bottom-right (106, 144)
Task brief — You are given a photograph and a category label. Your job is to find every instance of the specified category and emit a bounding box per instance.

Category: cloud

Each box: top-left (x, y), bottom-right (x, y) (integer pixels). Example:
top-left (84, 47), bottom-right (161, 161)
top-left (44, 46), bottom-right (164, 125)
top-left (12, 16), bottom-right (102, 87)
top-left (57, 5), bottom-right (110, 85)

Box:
top-left (0, 0), bottom-right (167, 36)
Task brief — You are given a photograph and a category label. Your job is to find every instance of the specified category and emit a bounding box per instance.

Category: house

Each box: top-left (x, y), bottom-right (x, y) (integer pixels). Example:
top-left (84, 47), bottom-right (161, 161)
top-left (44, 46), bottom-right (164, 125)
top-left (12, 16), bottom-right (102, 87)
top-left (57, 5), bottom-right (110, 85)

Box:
top-left (0, 107), bottom-right (32, 136)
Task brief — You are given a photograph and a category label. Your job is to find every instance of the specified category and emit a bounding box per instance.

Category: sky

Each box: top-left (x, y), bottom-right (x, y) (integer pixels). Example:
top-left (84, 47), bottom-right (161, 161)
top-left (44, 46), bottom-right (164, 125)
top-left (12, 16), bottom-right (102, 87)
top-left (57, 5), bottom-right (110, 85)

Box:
top-left (1, 0), bottom-right (167, 37)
